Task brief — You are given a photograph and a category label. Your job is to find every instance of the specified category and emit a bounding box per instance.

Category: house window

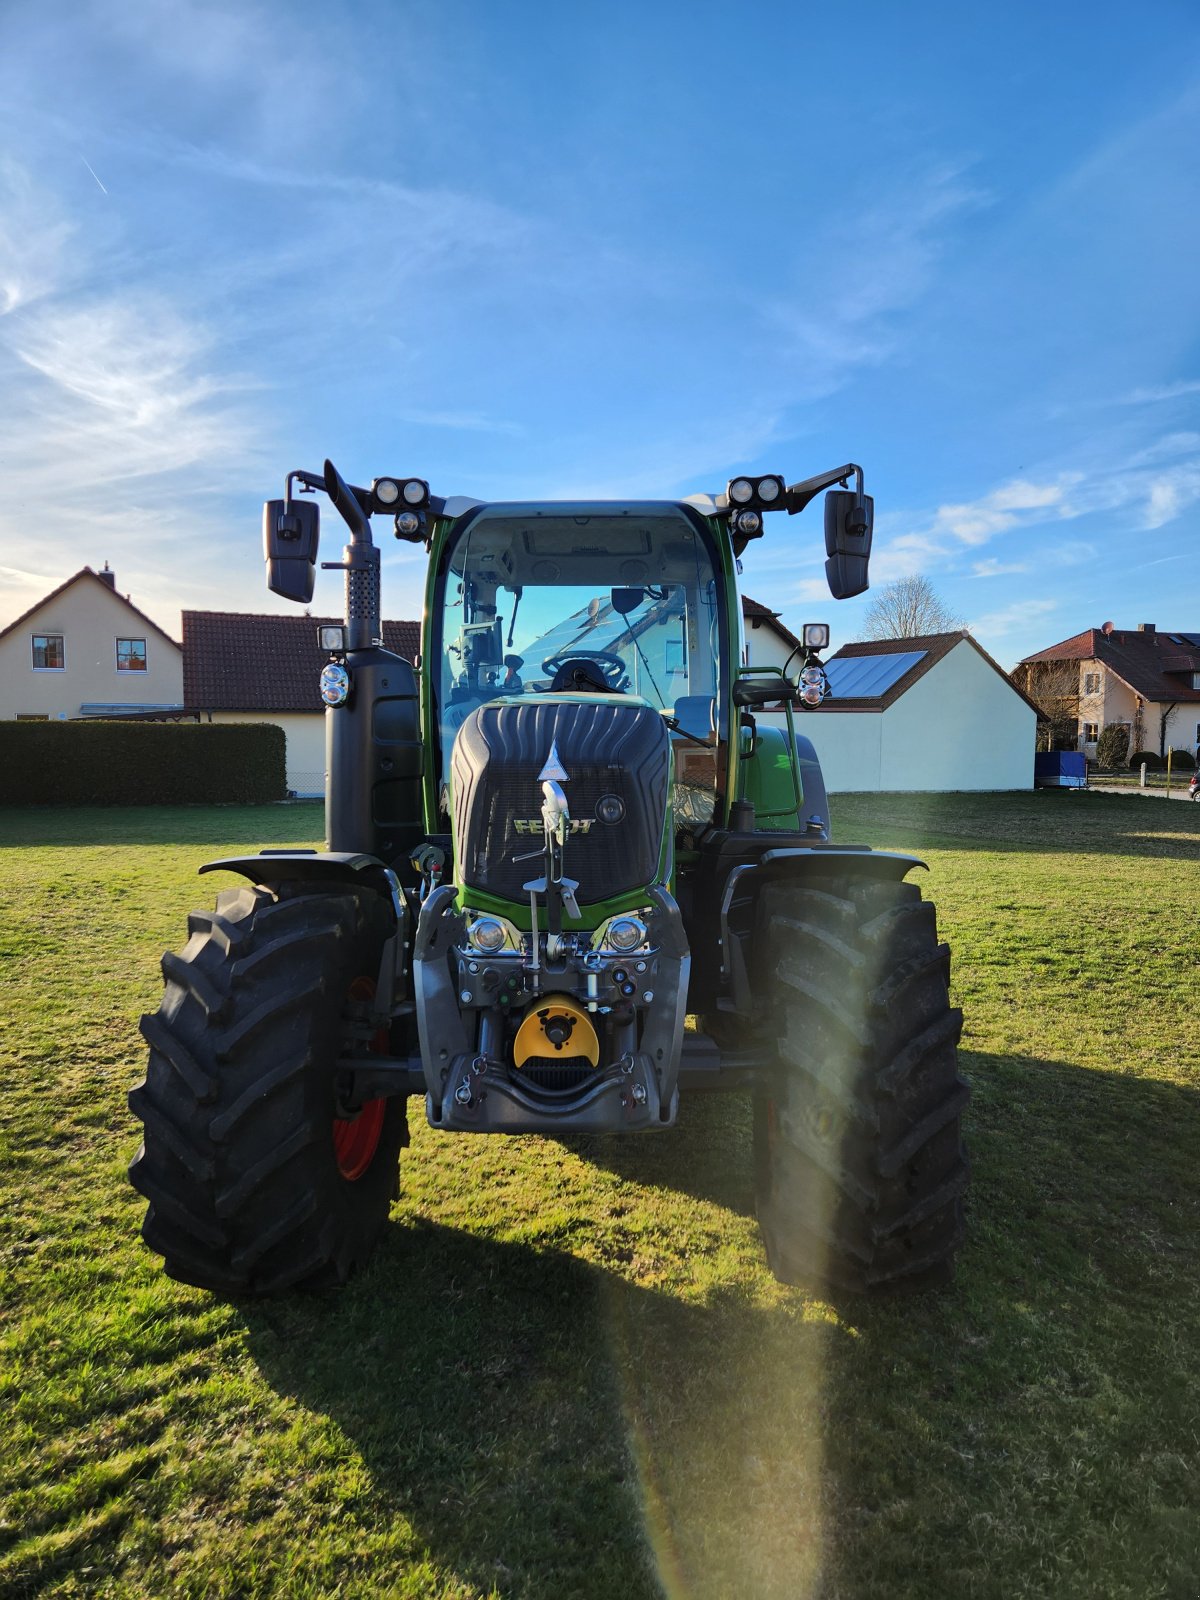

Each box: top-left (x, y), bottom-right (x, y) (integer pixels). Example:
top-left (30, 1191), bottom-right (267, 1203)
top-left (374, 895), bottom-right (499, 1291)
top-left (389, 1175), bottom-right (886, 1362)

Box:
top-left (116, 638), bottom-right (147, 671)
top-left (15, 713), bottom-right (50, 721)
top-left (1083, 671), bottom-right (1101, 695)
top-left (1083, 723), bottom-right (1099, 743)
top-left (32, 634), bottom-right (64, 670)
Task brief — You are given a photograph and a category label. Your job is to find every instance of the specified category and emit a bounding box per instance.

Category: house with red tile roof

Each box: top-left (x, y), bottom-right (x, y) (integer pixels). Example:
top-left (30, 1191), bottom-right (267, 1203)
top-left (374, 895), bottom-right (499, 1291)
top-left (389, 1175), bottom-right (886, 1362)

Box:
top-left (1014, 623), bottom-right (1200, 760)
top-left (182, 611), bottom-right (421, 795)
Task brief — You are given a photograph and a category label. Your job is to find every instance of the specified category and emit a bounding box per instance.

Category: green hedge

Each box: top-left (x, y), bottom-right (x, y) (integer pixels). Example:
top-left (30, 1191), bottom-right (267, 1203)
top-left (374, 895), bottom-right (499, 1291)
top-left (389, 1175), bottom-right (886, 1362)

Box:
top-left (0, 722), bottom-right (287, 806)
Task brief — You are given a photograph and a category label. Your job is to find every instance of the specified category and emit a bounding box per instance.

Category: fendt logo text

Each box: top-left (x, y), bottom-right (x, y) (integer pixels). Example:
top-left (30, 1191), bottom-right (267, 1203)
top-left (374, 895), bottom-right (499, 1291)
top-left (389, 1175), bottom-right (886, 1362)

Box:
top-left (513, 819), bottom-right (595, 835)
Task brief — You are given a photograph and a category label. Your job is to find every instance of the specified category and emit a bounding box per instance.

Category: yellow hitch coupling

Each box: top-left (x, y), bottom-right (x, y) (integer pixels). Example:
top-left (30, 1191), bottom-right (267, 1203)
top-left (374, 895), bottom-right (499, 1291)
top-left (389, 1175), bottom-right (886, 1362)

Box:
top-left (513, 994), bottom-right (599, 1068)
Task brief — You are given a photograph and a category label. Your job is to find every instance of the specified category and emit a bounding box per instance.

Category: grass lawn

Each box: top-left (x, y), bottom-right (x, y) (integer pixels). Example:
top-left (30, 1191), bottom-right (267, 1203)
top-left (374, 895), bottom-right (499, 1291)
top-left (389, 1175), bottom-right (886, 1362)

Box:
top-left (1, 793), bottom-right (1198, 1598)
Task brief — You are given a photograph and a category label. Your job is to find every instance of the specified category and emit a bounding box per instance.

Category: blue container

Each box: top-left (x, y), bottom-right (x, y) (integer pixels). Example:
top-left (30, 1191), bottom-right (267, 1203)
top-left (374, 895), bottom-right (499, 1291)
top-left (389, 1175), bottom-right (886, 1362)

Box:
top-left (1034, 752), bottom-right (1088, 788)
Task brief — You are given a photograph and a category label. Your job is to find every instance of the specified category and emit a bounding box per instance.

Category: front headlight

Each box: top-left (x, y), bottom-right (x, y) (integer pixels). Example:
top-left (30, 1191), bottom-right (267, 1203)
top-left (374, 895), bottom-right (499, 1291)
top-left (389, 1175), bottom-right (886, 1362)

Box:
top-left (467, 916), bottom-right (507, 952)
top-left (605, 915), bottom-right (647, 952)
top-left (319, 663), bottom-right (350, 706)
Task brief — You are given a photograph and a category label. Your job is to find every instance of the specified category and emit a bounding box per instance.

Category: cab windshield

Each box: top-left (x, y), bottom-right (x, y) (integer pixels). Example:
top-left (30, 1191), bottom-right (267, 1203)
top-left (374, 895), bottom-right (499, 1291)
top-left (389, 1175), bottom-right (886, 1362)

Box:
top-left (434, 507), bottom-right (725, 784)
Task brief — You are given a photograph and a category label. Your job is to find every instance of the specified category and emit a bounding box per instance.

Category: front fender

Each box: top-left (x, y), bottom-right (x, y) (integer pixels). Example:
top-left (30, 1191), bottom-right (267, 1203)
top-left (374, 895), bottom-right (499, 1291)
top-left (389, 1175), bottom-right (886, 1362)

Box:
top-left (199, 850), bottom-right (406, 925)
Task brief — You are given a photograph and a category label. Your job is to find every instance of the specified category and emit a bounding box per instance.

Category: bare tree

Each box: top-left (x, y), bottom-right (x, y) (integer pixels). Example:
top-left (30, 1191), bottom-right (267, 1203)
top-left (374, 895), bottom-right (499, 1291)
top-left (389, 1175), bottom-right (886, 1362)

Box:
top-left (1010, 658), bottom-right (1081, 752)
top-left (859, 575), bottom-right (961, 640)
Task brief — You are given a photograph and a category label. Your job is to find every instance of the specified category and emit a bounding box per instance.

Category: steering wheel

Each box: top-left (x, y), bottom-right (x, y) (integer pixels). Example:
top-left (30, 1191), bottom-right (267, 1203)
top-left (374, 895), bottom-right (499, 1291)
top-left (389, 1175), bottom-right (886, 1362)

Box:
top-left (541, 650), bottom-right (629, 692)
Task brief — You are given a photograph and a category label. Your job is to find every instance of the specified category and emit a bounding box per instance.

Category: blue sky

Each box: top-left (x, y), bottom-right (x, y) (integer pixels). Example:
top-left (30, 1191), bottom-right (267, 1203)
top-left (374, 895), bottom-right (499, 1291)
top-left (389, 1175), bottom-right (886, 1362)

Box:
top-left (1, 0), bottom-right (1197, 666)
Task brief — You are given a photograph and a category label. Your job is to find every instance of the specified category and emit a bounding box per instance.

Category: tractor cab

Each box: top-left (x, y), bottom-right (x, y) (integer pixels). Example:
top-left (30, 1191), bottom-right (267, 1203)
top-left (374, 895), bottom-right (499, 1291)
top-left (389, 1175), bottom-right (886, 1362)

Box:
top-left (429, 501), bottom-right (731, 830)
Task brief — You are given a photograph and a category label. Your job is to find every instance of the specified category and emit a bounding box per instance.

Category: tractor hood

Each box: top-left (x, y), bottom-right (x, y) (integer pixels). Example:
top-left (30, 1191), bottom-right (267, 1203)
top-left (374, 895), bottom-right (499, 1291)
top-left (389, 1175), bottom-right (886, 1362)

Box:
top-left (450, 696), bottom-right (670, 909)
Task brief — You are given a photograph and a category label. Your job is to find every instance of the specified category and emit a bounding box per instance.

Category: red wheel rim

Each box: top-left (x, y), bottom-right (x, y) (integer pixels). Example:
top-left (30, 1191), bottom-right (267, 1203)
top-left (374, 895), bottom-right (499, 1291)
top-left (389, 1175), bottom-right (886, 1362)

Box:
top-left (334, 1096), bottom-right (386, 1181)
top-left (333, 977), bottom-right (388, 1182)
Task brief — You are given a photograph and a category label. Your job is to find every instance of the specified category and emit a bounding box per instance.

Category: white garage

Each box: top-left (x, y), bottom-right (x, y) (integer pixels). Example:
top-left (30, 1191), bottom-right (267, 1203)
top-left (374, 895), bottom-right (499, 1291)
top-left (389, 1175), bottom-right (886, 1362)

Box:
top-left (771, 631), bottom-right (1037, 793)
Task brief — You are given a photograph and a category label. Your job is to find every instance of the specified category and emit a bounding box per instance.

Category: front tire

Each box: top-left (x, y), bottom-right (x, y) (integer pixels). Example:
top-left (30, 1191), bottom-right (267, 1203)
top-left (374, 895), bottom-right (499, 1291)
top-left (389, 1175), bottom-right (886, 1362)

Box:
top-left (752, 876), bottom-right (968, 1293)
top-left (130, 885), bottom-right (407, 1294)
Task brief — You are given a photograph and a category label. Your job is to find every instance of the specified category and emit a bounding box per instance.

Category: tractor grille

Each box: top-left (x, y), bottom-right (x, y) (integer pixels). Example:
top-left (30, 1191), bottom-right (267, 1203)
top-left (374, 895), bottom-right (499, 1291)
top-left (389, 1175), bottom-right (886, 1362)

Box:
top-left (518, 1055), bottom-right (597, 1093)
top-left (451, 700), bottom-right (670, 906)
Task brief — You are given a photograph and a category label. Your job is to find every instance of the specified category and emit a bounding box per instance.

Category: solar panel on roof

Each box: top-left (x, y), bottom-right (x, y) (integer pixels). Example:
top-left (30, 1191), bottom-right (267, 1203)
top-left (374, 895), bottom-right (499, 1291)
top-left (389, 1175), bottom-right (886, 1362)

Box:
top-left (823, 650), bottom-right (927, 699)
top-left (1177, 632), bottom-right (1200, 647)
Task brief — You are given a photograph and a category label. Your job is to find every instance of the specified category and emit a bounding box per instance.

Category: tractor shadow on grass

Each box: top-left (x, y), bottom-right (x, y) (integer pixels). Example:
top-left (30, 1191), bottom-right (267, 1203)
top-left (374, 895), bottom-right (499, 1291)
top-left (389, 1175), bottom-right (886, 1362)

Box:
top-left (241, 1224), bottom-right (682, 1598)
top-left (242, 1053), bottom-right (1200, 1599)
top-left (818, 1049), bottom-right (1200, 1597)
top-left (560, 1090), bottom-right (758, 1218)
top-left (241, 1215), bottom-right (844, 1600)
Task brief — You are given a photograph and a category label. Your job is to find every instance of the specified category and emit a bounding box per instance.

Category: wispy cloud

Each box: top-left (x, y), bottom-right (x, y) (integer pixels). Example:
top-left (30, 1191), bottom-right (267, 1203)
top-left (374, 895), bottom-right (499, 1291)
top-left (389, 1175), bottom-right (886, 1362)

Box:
top-left (0, 158), bottom-right (75, 315)
top-left (890, 434), bottom-right (1200, 570)
top-left (1044, 540), bottom-right (1096, 568)
top-left (393, 409), bottom-right (525, 438)
top-left (1125, 378), bottom-right (1200, 405)
top-left (762, 164), bottom-right (987, 391)
top-left (967, 597), bottom-right (1059, 640)
top-left (0, 154), bottom-right (271, 626)
top-left (971, 558), bottom-right (1029, 578)
top-left (931, 477), bottom-right (1075, 546)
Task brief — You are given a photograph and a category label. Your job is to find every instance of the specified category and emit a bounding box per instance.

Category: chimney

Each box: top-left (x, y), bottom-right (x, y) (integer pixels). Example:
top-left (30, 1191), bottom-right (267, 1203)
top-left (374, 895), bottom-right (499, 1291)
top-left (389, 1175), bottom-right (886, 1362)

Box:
top-left (1138, 622), bottom-right (1155, 634)
top-left (98, 562), bottom-right (116, 590)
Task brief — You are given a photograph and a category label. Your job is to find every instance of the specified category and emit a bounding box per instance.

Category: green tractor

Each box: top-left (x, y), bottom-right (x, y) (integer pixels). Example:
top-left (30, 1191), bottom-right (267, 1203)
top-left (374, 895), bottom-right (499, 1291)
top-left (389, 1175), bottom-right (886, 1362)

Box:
top-left (130, 459), bottom-right (967, 1295)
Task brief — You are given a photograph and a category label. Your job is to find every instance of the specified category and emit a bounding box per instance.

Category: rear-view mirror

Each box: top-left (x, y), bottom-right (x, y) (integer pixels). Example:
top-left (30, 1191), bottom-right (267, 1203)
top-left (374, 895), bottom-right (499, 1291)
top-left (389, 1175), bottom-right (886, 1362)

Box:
top-left (611, 586), bottom-right (644, 615)
top-left (824, 490), bottom-right (874, 600)
top-left (263, 498), bottom-right (320, 604)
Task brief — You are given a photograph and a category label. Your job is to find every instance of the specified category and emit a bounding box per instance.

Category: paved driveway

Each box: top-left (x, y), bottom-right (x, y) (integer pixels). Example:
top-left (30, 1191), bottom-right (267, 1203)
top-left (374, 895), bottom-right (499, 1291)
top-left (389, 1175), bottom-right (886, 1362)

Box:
top-left (1088, 783), bottom-right (1196, 802)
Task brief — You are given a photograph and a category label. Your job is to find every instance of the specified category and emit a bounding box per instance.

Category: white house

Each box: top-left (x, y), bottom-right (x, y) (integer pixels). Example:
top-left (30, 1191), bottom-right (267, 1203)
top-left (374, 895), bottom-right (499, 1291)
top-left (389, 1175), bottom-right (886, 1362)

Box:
top-left (0, 567), bottom-right (183, 722)
top-left (771, 631), bottom-right (1038, 793)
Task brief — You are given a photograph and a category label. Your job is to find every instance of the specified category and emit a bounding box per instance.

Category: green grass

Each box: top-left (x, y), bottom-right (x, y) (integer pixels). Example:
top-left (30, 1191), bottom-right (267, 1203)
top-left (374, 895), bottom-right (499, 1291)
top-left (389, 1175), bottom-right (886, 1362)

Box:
top-left (1, 792), bottom-right (1198, 1598)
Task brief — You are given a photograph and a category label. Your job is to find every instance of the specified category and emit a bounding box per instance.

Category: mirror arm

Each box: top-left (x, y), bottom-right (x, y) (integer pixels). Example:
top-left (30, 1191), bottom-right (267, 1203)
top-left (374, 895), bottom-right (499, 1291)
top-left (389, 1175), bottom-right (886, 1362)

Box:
top-left (286, 467), bottom-right (327, 502)
top-left (785, 462), bottom-right (864, 516)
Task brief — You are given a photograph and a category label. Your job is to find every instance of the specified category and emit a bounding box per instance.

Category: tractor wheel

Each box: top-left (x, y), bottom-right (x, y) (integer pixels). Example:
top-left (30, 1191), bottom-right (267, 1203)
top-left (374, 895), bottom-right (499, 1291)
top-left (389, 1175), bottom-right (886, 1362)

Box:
top-left (752, 876), bottom-right (968, 1294)
top-left (129, 885), bottom-right (407, 1294)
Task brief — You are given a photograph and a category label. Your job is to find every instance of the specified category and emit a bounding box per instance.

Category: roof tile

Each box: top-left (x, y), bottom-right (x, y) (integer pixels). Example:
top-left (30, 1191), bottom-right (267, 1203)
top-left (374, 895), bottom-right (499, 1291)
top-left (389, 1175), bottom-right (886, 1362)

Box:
top-left (1019, 626), bottom-right (1200, 704)
top-left (183, 612), bottom-right (420, 712)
